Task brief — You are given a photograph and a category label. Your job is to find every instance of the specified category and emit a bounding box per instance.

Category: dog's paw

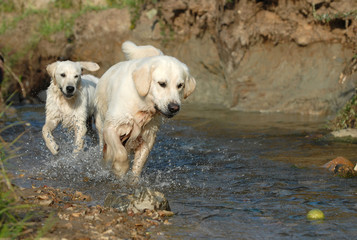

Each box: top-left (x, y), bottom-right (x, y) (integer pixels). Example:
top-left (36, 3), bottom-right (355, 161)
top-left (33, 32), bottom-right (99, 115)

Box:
top-left (73, 146), bottom-right (83, 154)
top-left (50, 145), bottom-right (59, 155)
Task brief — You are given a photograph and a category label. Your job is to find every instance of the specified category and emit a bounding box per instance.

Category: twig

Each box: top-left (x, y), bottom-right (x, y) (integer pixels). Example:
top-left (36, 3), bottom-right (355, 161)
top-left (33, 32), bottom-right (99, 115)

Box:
top-left (3, 63), bottom-right (27, 98)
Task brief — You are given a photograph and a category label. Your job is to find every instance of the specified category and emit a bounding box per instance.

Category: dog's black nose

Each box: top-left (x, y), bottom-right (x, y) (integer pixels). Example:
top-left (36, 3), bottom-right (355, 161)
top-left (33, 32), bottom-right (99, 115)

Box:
top-left (168, 103), bottom-right (180, 113)
top-left (66, 86), bottom-right (75, 94)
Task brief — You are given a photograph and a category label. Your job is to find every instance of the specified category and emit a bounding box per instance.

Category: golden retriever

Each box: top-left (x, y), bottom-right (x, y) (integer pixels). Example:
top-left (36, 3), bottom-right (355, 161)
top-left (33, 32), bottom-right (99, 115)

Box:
top-left (95, 41), bottom-right (196, 178)
top-left (42, 60), bottom-right (100, 155)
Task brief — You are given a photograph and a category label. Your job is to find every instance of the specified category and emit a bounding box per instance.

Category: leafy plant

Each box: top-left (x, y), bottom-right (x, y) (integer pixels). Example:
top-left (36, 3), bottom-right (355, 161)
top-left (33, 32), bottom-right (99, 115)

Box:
top-left (329, 95), bottom-right (357, 130)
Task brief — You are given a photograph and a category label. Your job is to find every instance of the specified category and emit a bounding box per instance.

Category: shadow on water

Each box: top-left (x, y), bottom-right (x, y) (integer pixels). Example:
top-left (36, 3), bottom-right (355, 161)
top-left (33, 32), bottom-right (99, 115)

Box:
top-left (3, 104), bottom-right (357, 239)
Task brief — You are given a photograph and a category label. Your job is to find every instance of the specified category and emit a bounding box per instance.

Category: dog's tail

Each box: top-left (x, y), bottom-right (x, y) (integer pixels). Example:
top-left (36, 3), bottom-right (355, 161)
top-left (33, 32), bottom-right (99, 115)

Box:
top-left (122, 41), bottom-right (163, 60)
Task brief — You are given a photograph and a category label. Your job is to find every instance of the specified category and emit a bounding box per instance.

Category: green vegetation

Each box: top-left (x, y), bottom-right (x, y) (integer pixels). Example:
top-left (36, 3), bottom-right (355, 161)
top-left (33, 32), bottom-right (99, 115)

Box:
top-left (312, 4), bottom-right (357, 24)
top-left (0, 113), bottom-right (30, 238)
top-left (329, 95), bottom-right (357, 130)
top-left (106, 0), bottom-right (154, 29)
top-left (0, 0), bottom-right (162, 101)
top-left (54, 0), bottom-right (75, 9)
top-left (0, 109), bottom-right (55, 238)
top-left (0, 2), bottom-right (104, 100)
top-left (0, 0), bottom-right (15, 12)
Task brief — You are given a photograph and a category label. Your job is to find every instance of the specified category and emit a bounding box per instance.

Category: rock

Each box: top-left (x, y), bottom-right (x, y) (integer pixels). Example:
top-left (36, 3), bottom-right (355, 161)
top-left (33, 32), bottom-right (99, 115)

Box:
top-left (104, 187), bottom-right (171, 213)
top-left (331, 129), bottom-right (357, 138)
top-left (230, 42), bottom-right (354, 115)
top-left (329, 129), bottom-right (357, 144)
top-left (104, 192), bottom-right (131, 212)
top-left (323, 156), bottom-right (357, 178)
top-left (323, 156), bottom-right (355, 171)
top-left (129, 187), bottom-right (171, 213)
top-left (1, 0), bottom-right (356, 115)
top-left (334, 164), bottom-right (356, 178)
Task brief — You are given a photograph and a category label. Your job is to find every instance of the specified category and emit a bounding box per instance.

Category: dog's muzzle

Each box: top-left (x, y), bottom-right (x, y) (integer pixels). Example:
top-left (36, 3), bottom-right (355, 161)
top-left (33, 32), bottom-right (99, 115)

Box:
top-left (60, 86), bottom-right (76, 99)
top-left (155, 103), bottom-right (180, 118)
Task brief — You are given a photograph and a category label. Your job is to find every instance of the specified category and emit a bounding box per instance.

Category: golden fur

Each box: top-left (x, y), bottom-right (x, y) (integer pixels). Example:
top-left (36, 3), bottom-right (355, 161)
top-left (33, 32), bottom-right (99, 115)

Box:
top-left (95, 41), bottom-right (196, 178)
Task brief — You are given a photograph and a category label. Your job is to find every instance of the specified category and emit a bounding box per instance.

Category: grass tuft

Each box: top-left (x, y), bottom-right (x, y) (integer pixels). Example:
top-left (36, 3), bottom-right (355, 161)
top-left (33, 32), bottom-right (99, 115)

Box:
top-left (329, 95), bottom-right (357, 130)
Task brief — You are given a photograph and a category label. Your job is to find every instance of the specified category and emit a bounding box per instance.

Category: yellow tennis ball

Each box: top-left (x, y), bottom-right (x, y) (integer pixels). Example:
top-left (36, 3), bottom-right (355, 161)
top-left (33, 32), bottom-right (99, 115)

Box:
top-left (307, 209), bottom-right (325, 220)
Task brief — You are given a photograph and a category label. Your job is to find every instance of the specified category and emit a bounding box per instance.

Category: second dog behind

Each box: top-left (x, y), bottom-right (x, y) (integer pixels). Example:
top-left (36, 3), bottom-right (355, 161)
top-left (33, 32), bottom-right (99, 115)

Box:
top-left (42, 60), bottom-right (100, 155)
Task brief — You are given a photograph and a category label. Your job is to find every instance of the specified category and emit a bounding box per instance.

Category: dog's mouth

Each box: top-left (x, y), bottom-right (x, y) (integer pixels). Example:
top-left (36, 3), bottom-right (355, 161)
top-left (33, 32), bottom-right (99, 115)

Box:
top-left (60, 88), bottom-right (75, 99)
top-left (154, 105), bottom-right (176, 118)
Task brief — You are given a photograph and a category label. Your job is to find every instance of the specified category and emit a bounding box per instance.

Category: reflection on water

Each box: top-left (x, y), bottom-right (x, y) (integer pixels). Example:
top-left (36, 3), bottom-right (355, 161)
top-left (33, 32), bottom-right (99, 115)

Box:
top-left (4, 104), bottom-right (357, 239)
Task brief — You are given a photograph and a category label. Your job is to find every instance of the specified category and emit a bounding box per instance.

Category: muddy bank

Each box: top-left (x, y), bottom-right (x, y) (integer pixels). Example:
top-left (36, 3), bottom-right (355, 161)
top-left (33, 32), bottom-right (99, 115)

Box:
top-left (0, 0), bottom-right (356, 114)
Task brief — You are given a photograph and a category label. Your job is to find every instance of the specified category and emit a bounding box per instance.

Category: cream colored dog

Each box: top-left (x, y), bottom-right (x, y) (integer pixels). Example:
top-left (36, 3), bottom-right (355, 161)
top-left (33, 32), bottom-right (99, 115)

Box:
top-left (95, 41), bottom-right (196, 178)
top-left (42, 60), bottom-right (100, 155)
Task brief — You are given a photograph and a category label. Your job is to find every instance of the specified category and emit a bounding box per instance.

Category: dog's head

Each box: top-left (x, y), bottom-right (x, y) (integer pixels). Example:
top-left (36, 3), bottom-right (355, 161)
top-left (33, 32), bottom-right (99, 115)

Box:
top-left (132, 56), bottom-right (196, 118)
top-left (46, 60), bottom-right (100, 99)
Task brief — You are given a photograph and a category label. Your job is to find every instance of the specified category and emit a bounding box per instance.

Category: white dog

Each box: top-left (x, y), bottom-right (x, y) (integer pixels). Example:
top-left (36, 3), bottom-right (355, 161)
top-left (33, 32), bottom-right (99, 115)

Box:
top-left (95, 41), bottom-right (196, 178)
top-left (121, 41), bottom-right (163, 60)
top-left (42, 60), bottom-right (100, 155)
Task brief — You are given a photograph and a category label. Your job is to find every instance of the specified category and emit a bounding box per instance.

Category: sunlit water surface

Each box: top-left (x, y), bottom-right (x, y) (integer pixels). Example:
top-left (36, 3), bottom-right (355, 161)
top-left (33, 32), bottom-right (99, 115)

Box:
top-left (4, 104), bottom-right (357, 239)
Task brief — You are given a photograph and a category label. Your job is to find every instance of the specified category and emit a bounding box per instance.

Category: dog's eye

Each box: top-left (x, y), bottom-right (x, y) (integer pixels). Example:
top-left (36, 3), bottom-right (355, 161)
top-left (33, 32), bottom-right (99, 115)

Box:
top-left (177, 83), bottom-right (184, 89)
top-left (158, 82), bottom-right (167, 88)
top-left (74, 75), bottom-right (79, 78)
top-left (60, 73), bottom-right (66, 77)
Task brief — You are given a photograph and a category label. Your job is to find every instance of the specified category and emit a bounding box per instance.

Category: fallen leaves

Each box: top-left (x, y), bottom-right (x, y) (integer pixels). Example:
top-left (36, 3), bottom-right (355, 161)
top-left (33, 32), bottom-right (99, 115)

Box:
top-left (15, 185), bottom-right (174, 239)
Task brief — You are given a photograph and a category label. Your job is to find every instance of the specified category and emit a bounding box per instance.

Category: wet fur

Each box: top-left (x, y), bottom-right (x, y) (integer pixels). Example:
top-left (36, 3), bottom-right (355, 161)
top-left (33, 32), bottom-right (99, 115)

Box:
top-left (42, 60), bottom-right (100, 155)
top-left (95, 41), bottom-right (196, 178)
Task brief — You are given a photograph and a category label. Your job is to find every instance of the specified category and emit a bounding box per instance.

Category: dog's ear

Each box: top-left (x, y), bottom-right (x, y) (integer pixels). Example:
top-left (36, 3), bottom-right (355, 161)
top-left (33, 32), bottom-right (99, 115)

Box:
top-left (46, 62), bottom-right (59, 80)
top-left (132, 65), bottom-right (153, 97)
top-left (78, 62), bottom-right (100, 72)
top-left (184, 75), bottom-right (196, 99)
top-left (182, 65), bottom-right (196, 99)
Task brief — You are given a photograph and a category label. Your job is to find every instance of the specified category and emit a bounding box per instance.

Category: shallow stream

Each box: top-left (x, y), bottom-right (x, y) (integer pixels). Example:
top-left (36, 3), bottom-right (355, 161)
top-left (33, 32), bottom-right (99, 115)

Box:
top-left (4, 104), bottom-right (357, 239)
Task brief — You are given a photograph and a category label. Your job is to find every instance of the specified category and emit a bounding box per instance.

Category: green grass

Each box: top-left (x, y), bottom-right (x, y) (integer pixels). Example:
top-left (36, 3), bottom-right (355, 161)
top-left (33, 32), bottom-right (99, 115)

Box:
top-left (0, 113), bottom-right (30, 238)
top-left (0, 107), bottom-right (56, 238)
top-left (312, 3), bottom-right (357, 23)
top-left (329, 95), bottom-right (357, 130)
top-left (0, 0), bottom-right (163, 100)
top-left (0, 0), bottom-right (16, 12)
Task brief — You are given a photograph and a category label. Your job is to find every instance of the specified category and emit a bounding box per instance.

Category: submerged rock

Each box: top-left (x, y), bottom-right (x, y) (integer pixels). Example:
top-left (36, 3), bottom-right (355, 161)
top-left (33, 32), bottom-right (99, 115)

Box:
top-left (334, 164), bottom-right (356, 178)
top-left (104, 187), bottom-right (171, 213)
top-left (323, 156), bottom-right (357, 178)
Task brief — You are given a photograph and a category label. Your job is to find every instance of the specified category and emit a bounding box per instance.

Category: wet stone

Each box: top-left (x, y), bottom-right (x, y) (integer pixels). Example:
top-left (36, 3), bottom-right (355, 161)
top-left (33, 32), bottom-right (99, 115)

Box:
top-left (323, 156), bottom-right (357, 178)
top-left (328, 129), bottom-right (357, 143)
top-left (104, 187), bottom-right (171, 213)
top-left (104, 192), bottom-right (131, 212)
top-left (334, 164), bottom-right (357, 178)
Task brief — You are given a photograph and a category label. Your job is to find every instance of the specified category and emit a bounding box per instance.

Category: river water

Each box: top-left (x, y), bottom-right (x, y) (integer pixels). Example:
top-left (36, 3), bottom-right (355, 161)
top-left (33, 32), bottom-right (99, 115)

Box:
top-left (3, 104), bottom-right (357, 239)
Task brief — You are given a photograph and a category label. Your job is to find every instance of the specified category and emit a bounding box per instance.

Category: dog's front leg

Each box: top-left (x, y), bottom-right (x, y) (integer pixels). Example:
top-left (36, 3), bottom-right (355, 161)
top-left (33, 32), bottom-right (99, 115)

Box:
top-left (132, 131), bottom-right (157, 177)
top-left (103, 125), bottom-right (130, 177)
top-left (95, 112), bottom-right (104, 149)
top-left (42, 118), bottom-right (60, 155)
top-left (73, 122), bottom-right (87, 153)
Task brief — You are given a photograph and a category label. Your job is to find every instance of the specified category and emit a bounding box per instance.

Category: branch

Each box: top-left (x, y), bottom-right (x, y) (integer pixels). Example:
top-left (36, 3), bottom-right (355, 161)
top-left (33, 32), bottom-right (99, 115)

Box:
top-left (3, 63), bottom-right (27, 98)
